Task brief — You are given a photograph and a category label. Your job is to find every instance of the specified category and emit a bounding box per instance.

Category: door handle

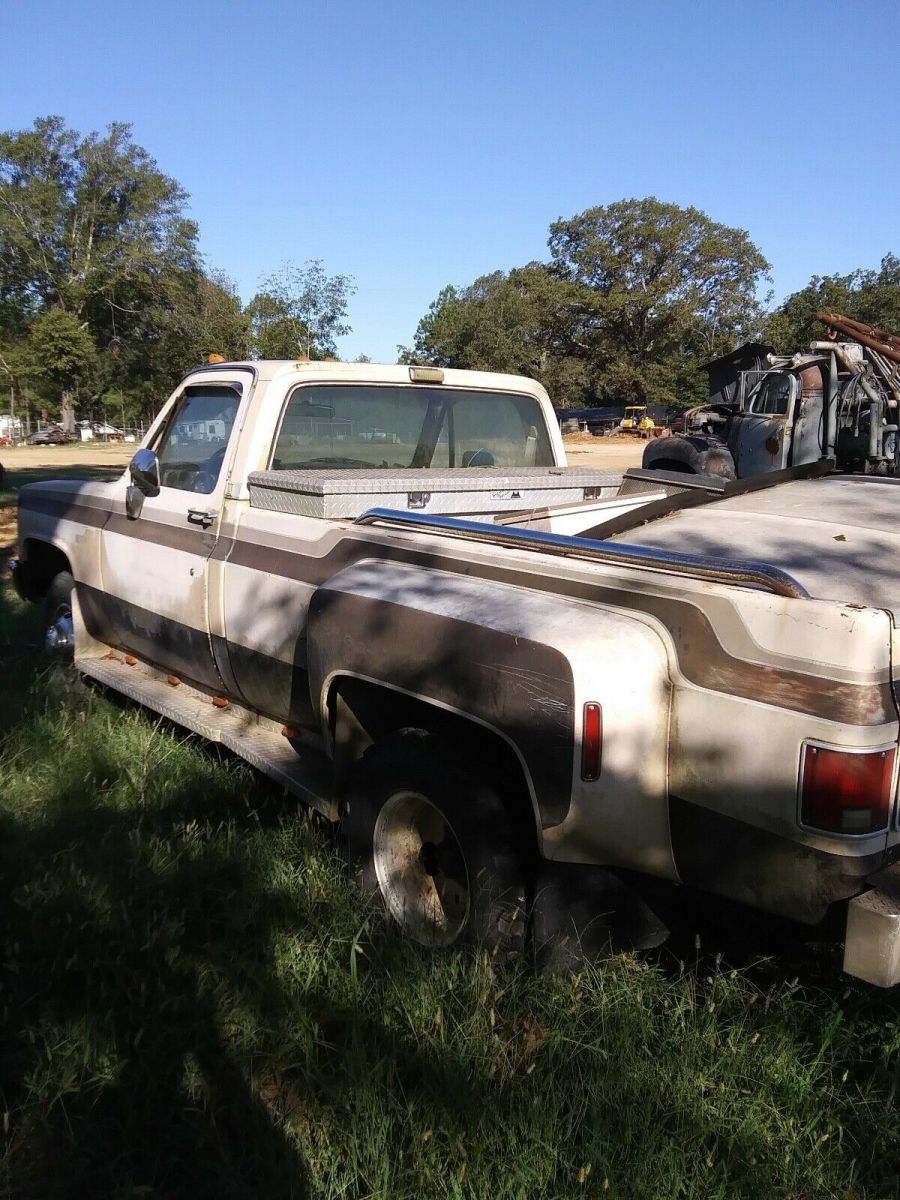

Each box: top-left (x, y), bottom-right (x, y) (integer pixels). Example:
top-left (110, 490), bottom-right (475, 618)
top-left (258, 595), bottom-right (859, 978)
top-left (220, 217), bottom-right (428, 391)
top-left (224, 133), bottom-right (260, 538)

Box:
top-left (187, 507), bottom-right (217, 528)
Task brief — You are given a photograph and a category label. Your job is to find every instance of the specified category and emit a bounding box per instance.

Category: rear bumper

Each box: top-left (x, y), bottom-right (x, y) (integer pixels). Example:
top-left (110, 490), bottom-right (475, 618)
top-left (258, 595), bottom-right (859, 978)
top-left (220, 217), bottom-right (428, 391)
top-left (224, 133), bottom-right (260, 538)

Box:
top-left (844, 865), bottom-right (900, 987)
top-left (670, 795), bottom-right (885, 924)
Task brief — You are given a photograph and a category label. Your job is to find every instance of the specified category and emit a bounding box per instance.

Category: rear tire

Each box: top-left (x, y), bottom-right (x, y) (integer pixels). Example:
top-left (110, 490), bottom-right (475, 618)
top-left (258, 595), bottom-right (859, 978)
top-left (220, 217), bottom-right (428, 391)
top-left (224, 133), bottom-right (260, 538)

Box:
top-left (343, 729), bottom-right (527, 955)
top-left (642, 436), bottom-right (701, 473)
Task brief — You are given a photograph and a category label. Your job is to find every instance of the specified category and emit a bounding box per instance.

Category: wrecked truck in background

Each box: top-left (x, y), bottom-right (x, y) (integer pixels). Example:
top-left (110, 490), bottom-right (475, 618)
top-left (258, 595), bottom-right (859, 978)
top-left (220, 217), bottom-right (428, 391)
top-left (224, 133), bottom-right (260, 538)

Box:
top-left (643, 313), bottom-right (900, 481)
top-left (11, 357), bottom-right (900, 986)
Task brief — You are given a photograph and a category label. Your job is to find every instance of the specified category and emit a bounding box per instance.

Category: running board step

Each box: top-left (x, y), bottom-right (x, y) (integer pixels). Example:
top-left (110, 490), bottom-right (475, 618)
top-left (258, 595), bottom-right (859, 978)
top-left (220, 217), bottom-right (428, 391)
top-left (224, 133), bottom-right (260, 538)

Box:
top-left (78, 654), bottom-right (336, 819)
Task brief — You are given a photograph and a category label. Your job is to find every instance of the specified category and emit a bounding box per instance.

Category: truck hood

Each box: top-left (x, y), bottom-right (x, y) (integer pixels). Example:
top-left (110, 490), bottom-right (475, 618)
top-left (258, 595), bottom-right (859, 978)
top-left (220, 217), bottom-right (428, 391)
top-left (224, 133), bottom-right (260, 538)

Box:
top-left (613, 477), bottom-right (900, 614)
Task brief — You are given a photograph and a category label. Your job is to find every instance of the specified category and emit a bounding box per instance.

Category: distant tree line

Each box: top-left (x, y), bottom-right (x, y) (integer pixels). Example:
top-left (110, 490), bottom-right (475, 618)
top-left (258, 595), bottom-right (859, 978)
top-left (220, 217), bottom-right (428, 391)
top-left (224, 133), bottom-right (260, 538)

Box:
top-left (0, 117), bottom-right (354, 428)
top-left (2, 117), bottom-right (898, 424)
top-left (400, 202), bottom-right (900, 411)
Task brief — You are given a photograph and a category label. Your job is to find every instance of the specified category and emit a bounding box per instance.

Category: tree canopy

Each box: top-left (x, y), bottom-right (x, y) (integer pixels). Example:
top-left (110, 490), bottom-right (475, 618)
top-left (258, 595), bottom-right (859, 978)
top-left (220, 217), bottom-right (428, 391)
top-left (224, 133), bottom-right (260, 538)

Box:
top-left (0, 119), bottom-right (355, 428)
top-left (247, 260), bottom-right (356, 361)
top-left (0, 116), bottom-right (213, 424)
top-left (403, 198), bottom-right (771, 410)
top-left (2, 116), bottom-right (899, 425)
top-left (764, 255), bottom-right (900, 352)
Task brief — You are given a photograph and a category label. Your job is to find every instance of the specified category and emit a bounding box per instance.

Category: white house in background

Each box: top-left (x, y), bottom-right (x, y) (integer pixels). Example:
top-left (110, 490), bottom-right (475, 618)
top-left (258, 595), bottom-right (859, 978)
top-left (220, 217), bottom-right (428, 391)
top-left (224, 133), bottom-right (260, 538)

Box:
top-left (0, 415), bottom-right (23, 442)
top-left (181, 418), bottom-right (227, 441)
top-left (77, 421), bottom-right (124, 441)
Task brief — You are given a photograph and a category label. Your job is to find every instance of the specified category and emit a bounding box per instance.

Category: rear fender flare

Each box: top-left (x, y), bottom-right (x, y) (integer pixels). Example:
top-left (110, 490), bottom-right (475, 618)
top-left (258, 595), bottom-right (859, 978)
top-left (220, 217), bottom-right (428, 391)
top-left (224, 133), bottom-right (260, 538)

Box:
top-left (306, 560), bottom-right (578, 829)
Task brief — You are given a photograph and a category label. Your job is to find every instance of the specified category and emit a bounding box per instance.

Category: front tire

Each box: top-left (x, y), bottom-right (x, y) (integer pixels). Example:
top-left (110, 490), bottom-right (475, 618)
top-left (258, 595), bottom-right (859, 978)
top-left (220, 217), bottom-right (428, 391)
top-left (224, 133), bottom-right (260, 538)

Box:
top-left (343, 730), bottom-right (527, 954)
top-left (44, 570), bottom-right (75, 659)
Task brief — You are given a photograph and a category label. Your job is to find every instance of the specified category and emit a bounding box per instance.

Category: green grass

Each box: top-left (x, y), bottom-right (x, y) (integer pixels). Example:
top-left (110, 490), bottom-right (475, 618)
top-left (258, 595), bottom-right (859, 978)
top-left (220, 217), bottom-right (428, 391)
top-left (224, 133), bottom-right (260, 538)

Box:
top-left (1, 570), bottom-right (900, 1197)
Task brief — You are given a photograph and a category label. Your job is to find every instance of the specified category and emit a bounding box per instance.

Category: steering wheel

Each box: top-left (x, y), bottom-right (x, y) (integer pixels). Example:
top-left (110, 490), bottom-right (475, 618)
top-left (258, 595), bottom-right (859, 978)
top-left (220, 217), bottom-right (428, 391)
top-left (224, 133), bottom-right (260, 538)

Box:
top-left (161, 462), bottom-right (200, 490)
top-left (193, 446), bottom-right (227, 494)
top-left (462, 447), bottom-right (495, 467)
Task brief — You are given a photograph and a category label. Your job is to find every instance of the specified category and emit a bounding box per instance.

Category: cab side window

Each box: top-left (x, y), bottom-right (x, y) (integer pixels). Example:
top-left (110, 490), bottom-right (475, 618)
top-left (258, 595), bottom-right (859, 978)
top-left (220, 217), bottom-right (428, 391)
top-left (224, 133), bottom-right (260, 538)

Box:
top-left (752, 375), bottom-right (792, 416)
top-left (154, 385), bottom-right (241, 494)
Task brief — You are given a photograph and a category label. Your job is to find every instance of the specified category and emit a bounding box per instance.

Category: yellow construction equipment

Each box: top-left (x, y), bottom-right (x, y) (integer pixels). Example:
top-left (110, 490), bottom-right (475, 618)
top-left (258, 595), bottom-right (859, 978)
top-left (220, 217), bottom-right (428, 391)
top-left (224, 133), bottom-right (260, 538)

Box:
top-left (613, 406), bottom-right (657, 437)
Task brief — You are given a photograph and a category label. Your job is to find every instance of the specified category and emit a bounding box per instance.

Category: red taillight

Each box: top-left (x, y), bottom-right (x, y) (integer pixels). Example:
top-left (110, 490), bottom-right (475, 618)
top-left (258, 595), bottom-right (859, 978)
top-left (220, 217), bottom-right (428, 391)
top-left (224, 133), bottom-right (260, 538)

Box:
top-left (800, 743), bottom-right (895, 835)
top-left (581, 702), bottom-right (602, 781)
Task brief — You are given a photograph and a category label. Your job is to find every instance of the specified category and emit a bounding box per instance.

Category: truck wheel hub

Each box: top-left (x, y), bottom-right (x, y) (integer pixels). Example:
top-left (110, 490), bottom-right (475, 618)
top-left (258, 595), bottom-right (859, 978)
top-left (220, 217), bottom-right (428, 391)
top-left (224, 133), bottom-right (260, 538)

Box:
top-left (373, 790), bottom-right (470, 946)
top-left (45, 609), bottom-right (74, 654)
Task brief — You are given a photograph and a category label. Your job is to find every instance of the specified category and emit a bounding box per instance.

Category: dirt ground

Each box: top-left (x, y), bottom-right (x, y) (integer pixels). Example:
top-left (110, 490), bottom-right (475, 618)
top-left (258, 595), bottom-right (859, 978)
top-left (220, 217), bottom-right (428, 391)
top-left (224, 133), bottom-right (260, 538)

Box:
top-left (0, 441), bottom-right (134, 471)
top-left (561, 434), bottom-right (645, 471)
top-left (0, 443), bottom-right (132, 558)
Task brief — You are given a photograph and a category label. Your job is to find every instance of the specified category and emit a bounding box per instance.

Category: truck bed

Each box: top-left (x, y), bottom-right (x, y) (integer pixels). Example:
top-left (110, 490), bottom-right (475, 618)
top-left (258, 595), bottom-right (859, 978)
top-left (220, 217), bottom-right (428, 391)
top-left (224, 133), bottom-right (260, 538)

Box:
top-left (614, 476), bottom-right (900, 610)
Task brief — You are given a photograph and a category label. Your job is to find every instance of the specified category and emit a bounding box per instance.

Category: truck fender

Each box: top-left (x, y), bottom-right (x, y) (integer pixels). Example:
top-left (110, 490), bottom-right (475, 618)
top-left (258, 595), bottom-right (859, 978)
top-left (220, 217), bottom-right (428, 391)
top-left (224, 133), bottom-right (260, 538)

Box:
top-left (306, 559), bottom-right (579, 833)
top-left (643, 435), bottom-right (736, 480)
top-left (306, 557), bottom-right (676, 889)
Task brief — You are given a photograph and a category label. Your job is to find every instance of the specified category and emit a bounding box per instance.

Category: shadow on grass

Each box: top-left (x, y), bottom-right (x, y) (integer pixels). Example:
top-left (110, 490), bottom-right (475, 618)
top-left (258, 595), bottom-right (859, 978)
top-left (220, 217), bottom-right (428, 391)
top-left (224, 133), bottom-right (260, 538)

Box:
top-left (2, 575), bottom-right (900, 1198)
top-left (0, 729), bottom-right (519, 1198)
top-left (0, 584), bottom-right (492, 1198)
top-left (0, 560), bottom-right (305, 1194)
top-left (0, 737), bottom-right (305, 1195)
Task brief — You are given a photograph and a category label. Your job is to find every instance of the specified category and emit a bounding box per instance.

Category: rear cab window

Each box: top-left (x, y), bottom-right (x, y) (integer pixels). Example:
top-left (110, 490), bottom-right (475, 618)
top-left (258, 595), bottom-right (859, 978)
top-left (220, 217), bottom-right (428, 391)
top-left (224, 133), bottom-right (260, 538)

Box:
top-left (269, 384), bottom-right (554, 471)
top-left (750, 375), bottom-right (793, 417)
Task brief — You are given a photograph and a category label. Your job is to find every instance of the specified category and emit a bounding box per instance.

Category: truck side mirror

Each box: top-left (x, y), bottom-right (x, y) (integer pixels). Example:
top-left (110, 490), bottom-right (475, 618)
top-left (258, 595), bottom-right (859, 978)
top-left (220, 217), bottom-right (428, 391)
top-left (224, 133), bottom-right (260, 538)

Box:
top-left (126, 448), bottom-right (161, 520)
top-left (129, 448), bottom-right (161, 497)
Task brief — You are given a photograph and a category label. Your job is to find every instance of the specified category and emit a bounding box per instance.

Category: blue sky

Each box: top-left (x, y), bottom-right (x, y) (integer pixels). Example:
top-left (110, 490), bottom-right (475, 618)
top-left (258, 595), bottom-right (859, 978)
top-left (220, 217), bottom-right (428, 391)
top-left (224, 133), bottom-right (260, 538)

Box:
top-left (3, 0), bottom-right (899, 362)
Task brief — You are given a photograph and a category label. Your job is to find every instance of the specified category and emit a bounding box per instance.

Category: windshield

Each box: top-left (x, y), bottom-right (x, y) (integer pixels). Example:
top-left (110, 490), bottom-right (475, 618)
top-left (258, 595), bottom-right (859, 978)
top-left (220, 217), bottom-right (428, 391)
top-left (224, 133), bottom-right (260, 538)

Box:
top-left (270, 384), bottom-right (554, 471)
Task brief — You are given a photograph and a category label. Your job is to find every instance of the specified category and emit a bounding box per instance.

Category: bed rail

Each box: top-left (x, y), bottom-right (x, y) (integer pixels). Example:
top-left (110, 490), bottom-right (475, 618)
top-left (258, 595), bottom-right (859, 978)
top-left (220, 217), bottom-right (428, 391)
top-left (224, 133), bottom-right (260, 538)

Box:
top-left (354, 508), bottom-right (810, 599)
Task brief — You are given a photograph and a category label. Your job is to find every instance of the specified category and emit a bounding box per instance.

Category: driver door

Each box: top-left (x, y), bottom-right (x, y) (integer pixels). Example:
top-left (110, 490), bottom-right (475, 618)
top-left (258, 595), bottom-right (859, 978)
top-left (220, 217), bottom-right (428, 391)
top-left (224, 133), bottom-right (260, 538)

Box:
top-left (97, 377), bottom-right (245, 689)
top-left (731, 373), bottom-right (796, 476)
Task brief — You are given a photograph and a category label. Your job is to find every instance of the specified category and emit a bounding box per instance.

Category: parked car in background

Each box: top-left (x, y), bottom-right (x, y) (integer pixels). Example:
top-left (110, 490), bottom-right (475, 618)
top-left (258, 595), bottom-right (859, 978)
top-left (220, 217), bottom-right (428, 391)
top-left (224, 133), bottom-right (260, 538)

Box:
top-left (29, 426), bottom-right (77, 446)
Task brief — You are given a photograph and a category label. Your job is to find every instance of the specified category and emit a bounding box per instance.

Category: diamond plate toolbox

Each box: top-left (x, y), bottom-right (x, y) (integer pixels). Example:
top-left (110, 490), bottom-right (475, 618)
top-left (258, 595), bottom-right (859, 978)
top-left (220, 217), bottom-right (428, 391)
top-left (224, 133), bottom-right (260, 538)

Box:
top-left (247, 467), bottom-right (622, 519)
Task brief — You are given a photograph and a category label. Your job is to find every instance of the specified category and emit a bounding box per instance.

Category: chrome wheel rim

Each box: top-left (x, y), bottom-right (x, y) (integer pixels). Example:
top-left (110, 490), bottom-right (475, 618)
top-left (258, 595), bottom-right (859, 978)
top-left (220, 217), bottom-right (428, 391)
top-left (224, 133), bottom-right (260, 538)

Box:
top-left (45, 605), bottom-right (74, 655)
top-left (372, 790), bottom-right (470, 946)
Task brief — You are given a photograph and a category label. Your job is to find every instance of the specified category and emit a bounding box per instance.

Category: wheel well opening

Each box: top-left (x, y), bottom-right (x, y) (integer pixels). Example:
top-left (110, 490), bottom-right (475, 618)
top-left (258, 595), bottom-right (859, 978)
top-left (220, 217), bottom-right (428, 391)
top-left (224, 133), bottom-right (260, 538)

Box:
top-left (329, 676), bottom-right (540, 862)
top-left (21, 540), bottom-right (72, 600)
top-left (643, 457), bottom-right (696, 474)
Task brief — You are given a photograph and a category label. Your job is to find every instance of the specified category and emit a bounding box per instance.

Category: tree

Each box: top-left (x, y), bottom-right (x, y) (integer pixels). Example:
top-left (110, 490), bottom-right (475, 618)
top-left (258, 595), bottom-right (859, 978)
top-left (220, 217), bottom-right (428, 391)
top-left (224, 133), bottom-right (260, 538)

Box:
top-left (0, 115), bottom-right (210, 423)
top-left (399, 269), bottom-right (595, 407)
top-left (403, 199), bottom-right (770, 410)
top-left (765, 254), bottom-right (900, 352)
top-left (546, 198), bottom-right (770, 407)
top-left (151, 270), bottom-right (250, 372)
top-left (249, 260), bottom-right (355, 359)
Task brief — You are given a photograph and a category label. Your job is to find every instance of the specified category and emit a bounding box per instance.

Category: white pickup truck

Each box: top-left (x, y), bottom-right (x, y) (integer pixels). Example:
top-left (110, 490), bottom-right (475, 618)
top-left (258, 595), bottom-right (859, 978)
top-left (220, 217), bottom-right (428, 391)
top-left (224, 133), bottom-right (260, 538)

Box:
top-left (12, 359), bottom-right (900, 985)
